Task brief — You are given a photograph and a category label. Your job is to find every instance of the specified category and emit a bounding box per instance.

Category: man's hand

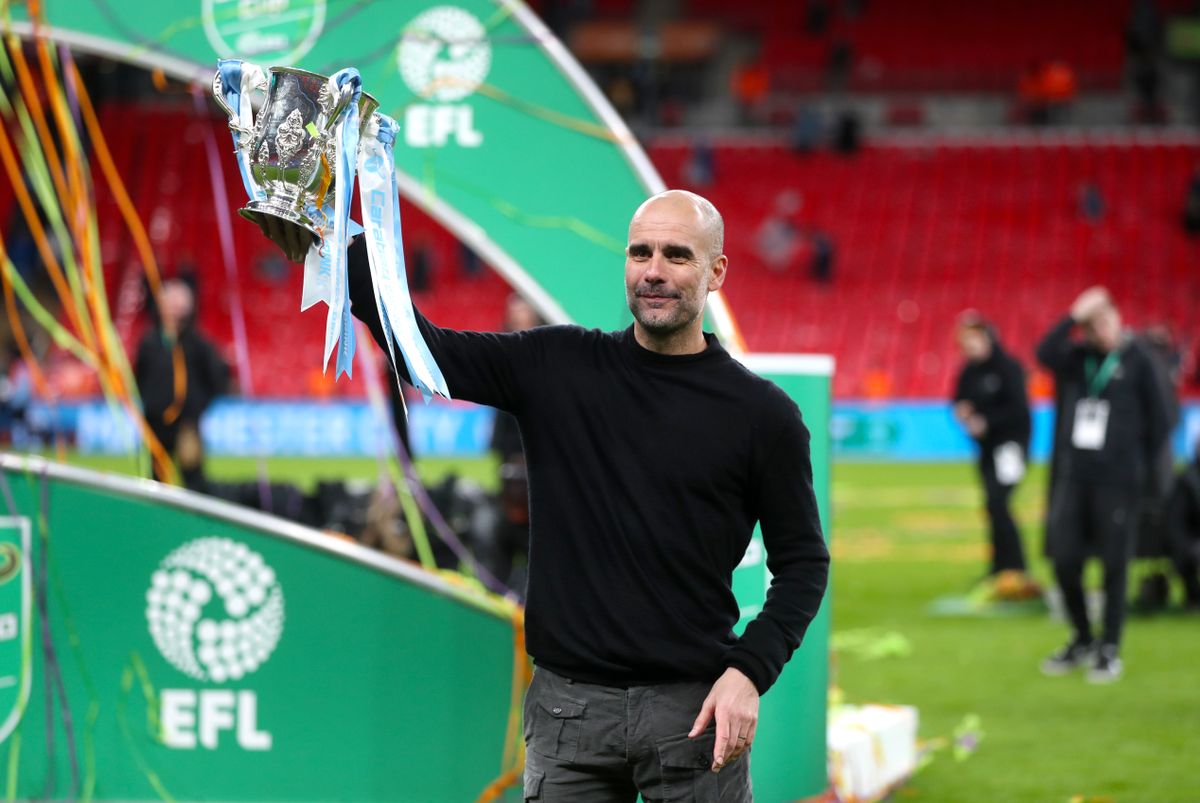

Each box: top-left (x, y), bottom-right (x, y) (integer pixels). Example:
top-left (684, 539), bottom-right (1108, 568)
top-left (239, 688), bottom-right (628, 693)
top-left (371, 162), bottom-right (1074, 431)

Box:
top-left (256, 215), bottom-right (314, 263)
top-left (966, 414), bottom-right (987, 438)
top-left (953, 401), bottom-right (974, 423)
top-left (689, 667), bottom-right (759, 773)
top-left (1070, 286), bottom-right (1110, 324)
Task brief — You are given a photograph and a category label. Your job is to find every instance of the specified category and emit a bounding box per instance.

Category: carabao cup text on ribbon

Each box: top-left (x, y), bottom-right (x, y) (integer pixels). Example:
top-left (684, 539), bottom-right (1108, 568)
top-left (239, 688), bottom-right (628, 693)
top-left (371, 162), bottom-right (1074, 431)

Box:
top-left (357, 114), bottom-right (448, 401)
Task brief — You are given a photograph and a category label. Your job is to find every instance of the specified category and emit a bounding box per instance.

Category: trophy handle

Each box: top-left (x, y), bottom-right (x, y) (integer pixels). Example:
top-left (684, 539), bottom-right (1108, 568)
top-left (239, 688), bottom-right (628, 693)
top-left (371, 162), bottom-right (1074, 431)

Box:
top-left (212, 72), bottom-right (240, 128)
top-left (327, 82), bottom-right (357, 132)
top-left (213, 66), bottom-right (268, 142)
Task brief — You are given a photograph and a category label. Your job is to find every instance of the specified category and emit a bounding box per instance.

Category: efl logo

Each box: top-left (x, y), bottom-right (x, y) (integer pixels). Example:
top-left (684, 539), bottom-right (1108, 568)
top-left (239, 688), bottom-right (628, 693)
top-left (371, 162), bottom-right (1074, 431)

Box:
top-left (397, 6), bottom-right (489, 148)
top-left (146, 537), bottom-right (283, 750)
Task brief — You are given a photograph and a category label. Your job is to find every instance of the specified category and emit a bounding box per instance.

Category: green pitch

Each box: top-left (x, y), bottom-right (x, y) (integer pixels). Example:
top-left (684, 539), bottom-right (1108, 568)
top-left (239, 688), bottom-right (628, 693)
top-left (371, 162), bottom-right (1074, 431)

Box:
top-left (834, 462), bottom-right (1200, 803)
top-left (59, 453), bottom-right (1200, 800)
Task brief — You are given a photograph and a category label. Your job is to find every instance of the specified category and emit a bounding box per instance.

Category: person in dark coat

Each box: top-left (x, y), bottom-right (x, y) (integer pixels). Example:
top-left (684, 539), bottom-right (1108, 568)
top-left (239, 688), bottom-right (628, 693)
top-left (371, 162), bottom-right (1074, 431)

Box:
top-left (952, 313), bottom-right (1036, 589)
top-left (1036, 287), bottom-right (1172, 683)
top-left (134, 278), bottom-right (228, 491)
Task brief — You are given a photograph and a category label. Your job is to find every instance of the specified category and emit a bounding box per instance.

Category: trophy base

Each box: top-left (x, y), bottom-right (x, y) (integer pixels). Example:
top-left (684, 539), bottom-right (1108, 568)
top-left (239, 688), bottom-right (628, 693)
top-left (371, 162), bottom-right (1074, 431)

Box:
top-left (239, 203), bottom-right (324, 242)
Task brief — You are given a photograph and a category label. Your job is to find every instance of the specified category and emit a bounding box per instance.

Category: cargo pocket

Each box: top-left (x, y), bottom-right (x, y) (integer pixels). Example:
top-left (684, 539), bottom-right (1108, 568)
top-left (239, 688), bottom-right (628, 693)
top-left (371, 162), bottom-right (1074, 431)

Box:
top-left (528, 698), bottom-right (586, 762)
top-left (656, 731), bottom-right (720, 802)
top-left (523, 769), bottom-right (544, 801)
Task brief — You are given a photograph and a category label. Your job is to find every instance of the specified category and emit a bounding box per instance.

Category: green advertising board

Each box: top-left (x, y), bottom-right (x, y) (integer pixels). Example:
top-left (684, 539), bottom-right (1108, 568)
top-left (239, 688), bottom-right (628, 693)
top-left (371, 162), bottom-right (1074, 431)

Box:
top-left (0, 454), bottom-right (519, 802)
top-left (736, 356), bottom-right (833, 802)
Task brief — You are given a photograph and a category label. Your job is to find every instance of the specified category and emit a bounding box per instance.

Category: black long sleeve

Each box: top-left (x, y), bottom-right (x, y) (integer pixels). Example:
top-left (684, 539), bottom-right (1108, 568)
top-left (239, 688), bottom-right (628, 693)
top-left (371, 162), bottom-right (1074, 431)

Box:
top-left (952, 348), bottom-right (1031, 450)
top-left (1036, 315), bottom-right (1078, 374)
top-left (725, 407), bottom-right (829, 692)
top-left (346, 237), bottom-right (829, 694)
top-left (984, 356), bottom-right (1030, 440)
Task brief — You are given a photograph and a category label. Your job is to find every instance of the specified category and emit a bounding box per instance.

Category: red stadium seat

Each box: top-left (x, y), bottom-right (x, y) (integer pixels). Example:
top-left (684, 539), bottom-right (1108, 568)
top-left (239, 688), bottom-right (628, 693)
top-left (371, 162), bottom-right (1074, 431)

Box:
top-left (651, 137), bottom-right (1200, 398)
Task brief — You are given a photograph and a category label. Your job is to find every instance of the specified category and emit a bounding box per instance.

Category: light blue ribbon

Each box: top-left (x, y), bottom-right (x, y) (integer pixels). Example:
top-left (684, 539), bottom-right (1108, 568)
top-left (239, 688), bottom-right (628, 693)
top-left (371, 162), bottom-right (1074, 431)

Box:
top-left (215, 59), bottom-right (265, 203)
top-left (357, 114), bottom-right (448, 401)
top-left (324, 68), bottom-right (363, 380)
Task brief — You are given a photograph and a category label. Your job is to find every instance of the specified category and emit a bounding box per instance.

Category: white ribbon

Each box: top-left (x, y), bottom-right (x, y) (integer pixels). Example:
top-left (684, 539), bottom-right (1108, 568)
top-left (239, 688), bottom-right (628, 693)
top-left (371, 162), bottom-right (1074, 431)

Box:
top-left (357, 113), bottom-right (449, 401)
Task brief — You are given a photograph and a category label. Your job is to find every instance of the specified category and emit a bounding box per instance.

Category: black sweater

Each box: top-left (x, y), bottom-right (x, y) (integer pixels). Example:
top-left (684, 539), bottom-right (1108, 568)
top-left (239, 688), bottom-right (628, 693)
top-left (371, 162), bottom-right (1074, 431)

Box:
top-left (952, 344), bottom-right (1031, 452)
top-left (347, 239), bottom-right (829, 694)
top-left (1036, 316), bottom-right (1172, 487)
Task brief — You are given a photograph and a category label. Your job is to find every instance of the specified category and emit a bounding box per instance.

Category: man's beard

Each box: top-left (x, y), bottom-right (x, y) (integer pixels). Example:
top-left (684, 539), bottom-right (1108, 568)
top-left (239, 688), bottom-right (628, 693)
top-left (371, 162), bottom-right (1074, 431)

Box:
top-left (627, 287), bottom-right (700, 334)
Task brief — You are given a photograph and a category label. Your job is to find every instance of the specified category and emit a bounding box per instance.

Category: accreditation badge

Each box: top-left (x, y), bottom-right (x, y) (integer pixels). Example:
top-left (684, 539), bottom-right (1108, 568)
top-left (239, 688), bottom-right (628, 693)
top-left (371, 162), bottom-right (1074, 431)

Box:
top-left (994, 441), bottom-right (1026, 485)
top-left (1071, 398), bottom-right (1110, 451)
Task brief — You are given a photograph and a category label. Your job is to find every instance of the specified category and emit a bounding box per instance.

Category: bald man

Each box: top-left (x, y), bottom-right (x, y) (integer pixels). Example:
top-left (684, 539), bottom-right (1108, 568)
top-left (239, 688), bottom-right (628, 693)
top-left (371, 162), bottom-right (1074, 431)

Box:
top-left (260, 191), bottom-right (829, 801)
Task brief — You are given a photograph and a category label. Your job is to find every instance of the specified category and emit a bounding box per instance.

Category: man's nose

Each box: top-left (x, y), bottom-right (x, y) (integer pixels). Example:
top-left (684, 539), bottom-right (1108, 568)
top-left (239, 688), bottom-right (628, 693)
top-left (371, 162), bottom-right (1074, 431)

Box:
top-left (643, 253), bottom-right (666, 281)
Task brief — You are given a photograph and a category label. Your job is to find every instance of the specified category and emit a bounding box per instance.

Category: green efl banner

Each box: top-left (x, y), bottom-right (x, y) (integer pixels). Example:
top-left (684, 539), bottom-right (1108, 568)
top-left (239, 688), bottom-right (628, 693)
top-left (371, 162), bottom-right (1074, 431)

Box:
top-left (0, 454), bottom-right (519, 802)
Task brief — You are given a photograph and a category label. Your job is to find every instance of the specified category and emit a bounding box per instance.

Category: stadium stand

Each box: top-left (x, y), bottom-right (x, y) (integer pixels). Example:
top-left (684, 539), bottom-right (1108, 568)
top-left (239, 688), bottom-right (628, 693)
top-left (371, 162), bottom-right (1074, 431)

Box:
top-left (650, 136), bottom-right (1200, 398)
top-left (687, 0), bottom-right (1138, 92)
top-left (79, 103), bottom-right (1198, 401)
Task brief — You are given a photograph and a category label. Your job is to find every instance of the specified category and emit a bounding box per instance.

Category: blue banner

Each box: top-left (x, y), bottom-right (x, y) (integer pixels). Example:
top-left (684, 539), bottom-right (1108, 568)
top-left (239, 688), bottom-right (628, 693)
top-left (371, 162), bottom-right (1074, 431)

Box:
top-left (16, 399), bottom-right (1200, 462)
top-left (38, 399), bottom-right (495, 458)
top-left (832, 401), bottom-right (1198, 462)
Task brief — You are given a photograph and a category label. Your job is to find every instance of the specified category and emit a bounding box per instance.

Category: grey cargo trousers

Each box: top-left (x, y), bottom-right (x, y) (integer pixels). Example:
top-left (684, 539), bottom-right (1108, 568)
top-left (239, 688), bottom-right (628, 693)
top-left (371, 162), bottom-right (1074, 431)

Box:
top-left (523, 668), bottom-right (753, 802)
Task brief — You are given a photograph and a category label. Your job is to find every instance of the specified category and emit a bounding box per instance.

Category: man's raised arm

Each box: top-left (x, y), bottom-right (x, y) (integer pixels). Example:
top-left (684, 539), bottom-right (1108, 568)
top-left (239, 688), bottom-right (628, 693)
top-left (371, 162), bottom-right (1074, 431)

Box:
top-left (258, 217), bottom-right (540, 412)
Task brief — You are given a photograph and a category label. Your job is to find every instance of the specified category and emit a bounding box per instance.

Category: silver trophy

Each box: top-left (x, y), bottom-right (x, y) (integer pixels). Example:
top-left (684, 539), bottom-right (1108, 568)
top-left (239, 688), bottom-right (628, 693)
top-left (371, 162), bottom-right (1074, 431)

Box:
top-left (213, 66), bottom-right (379, 237)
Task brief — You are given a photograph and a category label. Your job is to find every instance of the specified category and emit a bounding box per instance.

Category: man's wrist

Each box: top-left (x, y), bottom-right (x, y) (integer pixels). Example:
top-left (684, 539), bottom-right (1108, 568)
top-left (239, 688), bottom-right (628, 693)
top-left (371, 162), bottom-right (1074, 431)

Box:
top-left (725, 655), bottom-right (770, 696)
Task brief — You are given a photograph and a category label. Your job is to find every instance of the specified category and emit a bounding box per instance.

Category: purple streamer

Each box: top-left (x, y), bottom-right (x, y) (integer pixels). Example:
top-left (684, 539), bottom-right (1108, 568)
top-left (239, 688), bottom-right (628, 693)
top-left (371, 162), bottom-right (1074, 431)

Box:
top-left (38, 467), bottom-right (80, 798)
top-left (59, 46), bottom-right (82, 133)
top-left (356, 324), bottom-right (514, 598)
top-left (193, 89), bottom-right (272, 512)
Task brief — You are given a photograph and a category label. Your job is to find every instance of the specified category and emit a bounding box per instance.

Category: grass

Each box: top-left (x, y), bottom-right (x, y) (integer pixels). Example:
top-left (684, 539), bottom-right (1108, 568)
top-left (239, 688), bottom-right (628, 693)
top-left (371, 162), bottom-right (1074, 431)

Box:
top-left (832, 462), bottom-right (1200, 803)
top-left (45, 451), bottom-right (1200, 801)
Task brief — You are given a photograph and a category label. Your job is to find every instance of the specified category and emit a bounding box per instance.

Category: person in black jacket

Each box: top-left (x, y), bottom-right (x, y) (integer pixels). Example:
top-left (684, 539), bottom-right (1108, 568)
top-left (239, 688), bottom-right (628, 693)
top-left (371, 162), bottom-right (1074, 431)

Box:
top-left (1036, 286), bottom-right (1172, 683)
top-left (134, 278), bottom-right (228, 491)
top-left (257, 190), bottom-right (829, 801)
top-left (952, 313), bottom-right (1034, 587)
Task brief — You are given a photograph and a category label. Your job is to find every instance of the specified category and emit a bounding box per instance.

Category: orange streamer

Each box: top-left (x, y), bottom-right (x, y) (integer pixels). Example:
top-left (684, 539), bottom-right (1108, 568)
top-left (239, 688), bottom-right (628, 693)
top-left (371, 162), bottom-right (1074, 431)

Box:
top-left (2, 15), bottom-right (178, 483)
top-left (67, 58), bottom-right (167, 301)
top-left (476, 605), bottom-right (531, 803)
top-left (0, 236), bottom-right (50, 397)
top-left (0, 88), bottom-right (91, 344)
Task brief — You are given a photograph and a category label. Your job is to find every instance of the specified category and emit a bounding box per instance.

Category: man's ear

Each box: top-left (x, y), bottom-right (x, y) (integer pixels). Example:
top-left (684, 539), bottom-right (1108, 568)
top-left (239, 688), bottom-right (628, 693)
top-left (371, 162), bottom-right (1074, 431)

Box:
top-left (708, 255), bottom-right (728, 292)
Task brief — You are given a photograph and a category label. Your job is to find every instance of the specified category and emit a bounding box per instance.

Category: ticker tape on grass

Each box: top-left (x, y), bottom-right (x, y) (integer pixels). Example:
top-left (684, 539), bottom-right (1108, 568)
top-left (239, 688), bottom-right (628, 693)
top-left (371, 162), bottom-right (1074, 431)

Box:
top-left (832, 628), bottom-right (914, 661)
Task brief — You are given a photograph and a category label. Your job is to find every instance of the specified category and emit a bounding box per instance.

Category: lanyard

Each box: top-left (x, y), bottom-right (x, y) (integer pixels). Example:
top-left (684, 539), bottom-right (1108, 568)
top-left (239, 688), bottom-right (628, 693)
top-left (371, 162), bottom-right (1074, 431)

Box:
top-left (1084, 350), bottom-right (1120, 398)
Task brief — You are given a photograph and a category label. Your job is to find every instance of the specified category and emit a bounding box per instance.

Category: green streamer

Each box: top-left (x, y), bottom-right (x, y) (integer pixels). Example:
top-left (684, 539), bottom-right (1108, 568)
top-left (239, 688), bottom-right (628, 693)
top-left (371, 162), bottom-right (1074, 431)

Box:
top-left (388, 459), bottom-right (437, 571)
top-left (0, 47), bottom-right (98, 352)
top-left (4, 732), bottom-right (18, 802)
top-left (43, 525), bottom-right (100, 802)
top-left (116, 654), bottom-right (174, 803)
top-left (437, 172), bottom-right (626, 254)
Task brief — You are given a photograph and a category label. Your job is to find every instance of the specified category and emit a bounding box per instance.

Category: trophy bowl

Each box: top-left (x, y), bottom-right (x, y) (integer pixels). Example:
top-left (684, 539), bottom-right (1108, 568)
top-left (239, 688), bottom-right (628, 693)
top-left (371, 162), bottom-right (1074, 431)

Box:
top-left (214, 66), bottom-right (379, 239)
